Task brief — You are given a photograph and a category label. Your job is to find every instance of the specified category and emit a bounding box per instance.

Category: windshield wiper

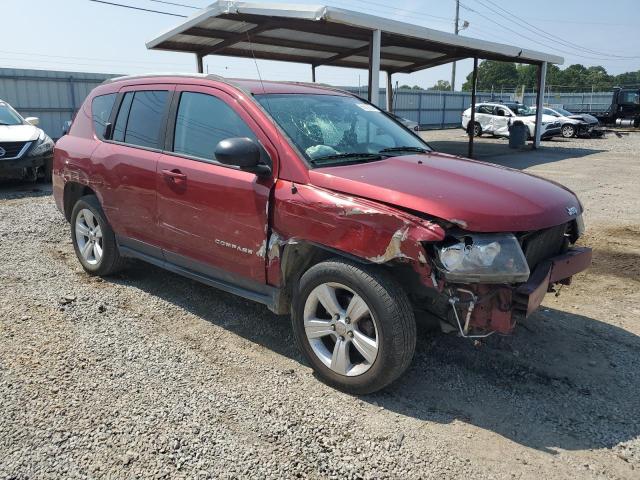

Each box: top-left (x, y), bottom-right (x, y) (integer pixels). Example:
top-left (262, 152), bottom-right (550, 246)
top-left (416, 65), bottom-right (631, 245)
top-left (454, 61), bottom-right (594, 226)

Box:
top-left (379, 146), bottom-right (430, 154)
top-left (310, 152), bottom-right (384, 165)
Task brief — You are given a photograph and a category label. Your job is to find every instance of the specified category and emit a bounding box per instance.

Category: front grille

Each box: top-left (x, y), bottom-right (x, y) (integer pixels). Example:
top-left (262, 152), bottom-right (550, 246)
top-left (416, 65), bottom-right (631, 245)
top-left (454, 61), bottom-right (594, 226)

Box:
top-left (519, 223), bottom-right (568, 270)
top-left (0, 141), bottom-right (29, 159)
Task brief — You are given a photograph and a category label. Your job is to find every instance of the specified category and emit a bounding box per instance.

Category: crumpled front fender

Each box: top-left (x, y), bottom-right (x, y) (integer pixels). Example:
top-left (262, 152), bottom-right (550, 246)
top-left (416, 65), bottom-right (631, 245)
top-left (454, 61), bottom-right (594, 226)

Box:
top-left (267, 180), bottom-right (445, 286)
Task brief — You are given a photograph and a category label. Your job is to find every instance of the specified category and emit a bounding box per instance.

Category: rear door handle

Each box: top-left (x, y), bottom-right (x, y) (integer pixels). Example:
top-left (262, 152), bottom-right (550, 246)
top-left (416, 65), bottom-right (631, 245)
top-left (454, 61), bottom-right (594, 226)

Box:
top-left (161, 169), bottom-right (187, 182)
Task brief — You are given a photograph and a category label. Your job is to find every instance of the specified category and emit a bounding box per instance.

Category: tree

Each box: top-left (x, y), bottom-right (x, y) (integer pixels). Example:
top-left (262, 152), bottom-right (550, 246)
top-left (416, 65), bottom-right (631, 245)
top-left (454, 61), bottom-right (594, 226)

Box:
top-left (461, 60), bottom-right (518, 91)
top-left (427, 80), bottom-right (451, 91)
top-left (398, 84), bottom-right (424, 90)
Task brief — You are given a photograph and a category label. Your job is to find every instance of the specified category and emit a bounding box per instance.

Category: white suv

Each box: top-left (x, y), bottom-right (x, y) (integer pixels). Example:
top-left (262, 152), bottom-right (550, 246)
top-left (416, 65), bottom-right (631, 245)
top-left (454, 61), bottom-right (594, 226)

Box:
top-left (462, 102), bottom-right (561, 140)
top-left (0, 99), bottom-right (54, 181)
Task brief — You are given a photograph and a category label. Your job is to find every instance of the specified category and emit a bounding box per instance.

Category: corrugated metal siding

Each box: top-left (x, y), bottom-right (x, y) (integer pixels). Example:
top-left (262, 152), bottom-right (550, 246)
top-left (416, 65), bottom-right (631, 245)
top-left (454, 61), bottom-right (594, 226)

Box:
top-left (0, 68), bottom-right (118, 139)
top-left (0, 68), bottom-right (614, 135)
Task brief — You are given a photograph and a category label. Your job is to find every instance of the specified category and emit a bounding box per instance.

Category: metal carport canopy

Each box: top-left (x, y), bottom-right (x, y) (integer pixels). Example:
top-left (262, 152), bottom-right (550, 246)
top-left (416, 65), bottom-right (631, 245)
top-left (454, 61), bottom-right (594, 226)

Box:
top-left (146, 1), bottom-right (564, 152)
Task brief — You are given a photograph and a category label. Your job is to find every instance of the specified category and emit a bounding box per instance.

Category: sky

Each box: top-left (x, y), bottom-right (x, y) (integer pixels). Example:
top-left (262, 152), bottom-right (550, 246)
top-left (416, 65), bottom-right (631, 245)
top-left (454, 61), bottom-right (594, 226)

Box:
top-left (2, 0), bottom-right (639, 89)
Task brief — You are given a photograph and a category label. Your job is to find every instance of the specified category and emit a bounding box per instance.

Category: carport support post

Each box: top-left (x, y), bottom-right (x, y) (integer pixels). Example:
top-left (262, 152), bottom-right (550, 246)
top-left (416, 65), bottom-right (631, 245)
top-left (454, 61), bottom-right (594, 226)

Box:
top-left (195, 53), bottom-right (204, 74)
top-left (311, 65), bottom-right (316, 83)
top-left (368, 29), bottom-right (381, 106)
top-left (468, 56), bottom-right (478, 159)
top-left (533, 61), bottom-right (547, 148)
top-left (386, 71), bottom-right (393, 112)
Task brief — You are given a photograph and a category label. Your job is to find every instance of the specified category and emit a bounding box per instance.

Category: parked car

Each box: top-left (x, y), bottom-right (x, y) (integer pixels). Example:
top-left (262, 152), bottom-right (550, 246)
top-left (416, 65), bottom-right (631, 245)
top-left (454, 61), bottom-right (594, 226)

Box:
top-left (0, 99), bottom-right (54, 181)
top-left (532, 106), bottom-right (601, 138)
top-left (462, 102), bottom-right (561, 140)
top-left (53, 74), bottom-right (591, 394)
top-left (389, 112), bottom-right (420, 131)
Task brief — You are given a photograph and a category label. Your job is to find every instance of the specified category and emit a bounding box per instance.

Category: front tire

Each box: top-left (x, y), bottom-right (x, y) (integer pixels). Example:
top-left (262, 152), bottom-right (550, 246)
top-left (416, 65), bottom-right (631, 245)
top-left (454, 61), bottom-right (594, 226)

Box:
top-left (292, 259), bottom-right (416, 394)
top-left (70, 195), bottom-right (125, 276)
top-left (561, 124), bottom-right (576, 138)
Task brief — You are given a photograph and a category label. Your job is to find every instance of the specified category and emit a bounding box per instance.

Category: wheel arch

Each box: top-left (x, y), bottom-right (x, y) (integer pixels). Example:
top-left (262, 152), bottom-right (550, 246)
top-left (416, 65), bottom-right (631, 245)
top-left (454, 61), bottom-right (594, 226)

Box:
top-left (63, 182), bottom-right (97, 221)
top-left (275, 240), bottom-right (434, 315)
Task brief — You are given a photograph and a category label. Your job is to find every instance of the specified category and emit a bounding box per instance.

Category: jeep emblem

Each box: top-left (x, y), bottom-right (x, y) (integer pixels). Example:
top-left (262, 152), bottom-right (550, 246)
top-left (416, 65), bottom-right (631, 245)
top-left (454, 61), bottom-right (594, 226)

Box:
top-left (566, 206), bottom-right (578, 216)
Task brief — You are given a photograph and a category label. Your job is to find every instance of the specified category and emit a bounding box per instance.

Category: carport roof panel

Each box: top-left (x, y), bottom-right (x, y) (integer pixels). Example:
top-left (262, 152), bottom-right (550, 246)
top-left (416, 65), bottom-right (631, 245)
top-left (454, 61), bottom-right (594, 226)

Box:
top-left (146, 1), bottom-right (564, 71)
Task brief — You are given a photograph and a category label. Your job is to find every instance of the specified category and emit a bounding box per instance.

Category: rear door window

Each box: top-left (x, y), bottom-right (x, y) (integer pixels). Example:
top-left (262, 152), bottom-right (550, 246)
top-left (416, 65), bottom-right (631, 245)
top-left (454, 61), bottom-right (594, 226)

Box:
top-left (112, 92), bottom-right (134, 143)
top-left (172, 91), bottom-right (256, 161)
top-left (91, 93), bottom-right (116, 139)
top-left (123, 91), bottom-right (169, 149)
top-left (112, 90), bottom-right (169, 148)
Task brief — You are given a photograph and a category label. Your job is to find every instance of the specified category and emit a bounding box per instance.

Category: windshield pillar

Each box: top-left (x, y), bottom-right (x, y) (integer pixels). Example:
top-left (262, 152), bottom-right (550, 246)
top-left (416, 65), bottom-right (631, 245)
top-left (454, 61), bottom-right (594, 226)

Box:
top-left (367, 29), bottom-right (381, 107)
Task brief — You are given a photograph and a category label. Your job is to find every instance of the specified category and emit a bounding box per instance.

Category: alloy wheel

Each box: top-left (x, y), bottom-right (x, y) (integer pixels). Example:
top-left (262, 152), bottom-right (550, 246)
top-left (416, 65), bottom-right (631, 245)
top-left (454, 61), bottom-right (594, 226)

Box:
top-left (303, 282), bottom-right (379, 377)
top-left (562, 125), bottom-right (575, 138)
top-left (75, 208), bottom-right (103, 265)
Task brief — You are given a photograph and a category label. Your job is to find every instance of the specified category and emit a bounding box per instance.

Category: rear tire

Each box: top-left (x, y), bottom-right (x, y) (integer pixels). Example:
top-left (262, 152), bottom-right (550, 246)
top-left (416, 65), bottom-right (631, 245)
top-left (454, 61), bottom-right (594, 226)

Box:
top-left (467, 122), bottom-right (482, 137)
top-left (70, 195), bottom-right (126, 276)
top-left (292, 259), bottom-right (416, 394)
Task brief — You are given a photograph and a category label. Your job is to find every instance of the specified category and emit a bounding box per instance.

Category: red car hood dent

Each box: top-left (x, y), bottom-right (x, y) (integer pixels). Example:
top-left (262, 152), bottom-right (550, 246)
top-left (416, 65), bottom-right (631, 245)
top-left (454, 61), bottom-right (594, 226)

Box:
top-left (309, 153), bottom-right (581, 232)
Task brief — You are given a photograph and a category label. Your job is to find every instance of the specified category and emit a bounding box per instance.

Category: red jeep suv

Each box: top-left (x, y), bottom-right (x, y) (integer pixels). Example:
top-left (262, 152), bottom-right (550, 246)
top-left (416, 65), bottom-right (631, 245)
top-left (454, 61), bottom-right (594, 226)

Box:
top-left (53, 74), bottom-right (591, 393)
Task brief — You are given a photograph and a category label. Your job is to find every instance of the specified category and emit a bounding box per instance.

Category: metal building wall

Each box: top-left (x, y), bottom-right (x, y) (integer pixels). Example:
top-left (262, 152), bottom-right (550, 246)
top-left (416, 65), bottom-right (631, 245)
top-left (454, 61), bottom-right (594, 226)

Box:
top-left (0, 68), bottom-right (118, 139)
top-left (0, 68), bottom-right (614, 136)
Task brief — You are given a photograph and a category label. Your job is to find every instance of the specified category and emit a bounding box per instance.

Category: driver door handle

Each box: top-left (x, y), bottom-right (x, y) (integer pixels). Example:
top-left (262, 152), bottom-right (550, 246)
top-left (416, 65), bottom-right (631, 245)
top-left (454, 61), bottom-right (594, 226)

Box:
top-left (162, 169), bottom-right (187, 183)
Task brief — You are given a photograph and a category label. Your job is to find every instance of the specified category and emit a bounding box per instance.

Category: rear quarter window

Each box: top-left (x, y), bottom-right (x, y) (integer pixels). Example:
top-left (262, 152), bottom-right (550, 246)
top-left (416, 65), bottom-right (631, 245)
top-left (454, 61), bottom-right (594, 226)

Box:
top-left (91, 93), bottom-right (116, 140)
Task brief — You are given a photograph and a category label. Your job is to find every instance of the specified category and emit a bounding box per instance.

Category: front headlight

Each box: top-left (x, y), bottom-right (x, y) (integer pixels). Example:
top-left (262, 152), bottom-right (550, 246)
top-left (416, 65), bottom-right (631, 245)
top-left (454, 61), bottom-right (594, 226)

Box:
top-left (28, 130), bottom-right (54, 157)
top-left (436, 233), bottom-right (530, 283)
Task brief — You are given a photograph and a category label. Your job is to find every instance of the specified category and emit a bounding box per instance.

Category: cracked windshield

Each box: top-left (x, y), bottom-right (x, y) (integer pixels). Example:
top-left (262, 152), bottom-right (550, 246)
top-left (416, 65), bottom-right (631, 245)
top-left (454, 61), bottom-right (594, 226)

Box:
top-left (256, 94), bottom-right (429, 166)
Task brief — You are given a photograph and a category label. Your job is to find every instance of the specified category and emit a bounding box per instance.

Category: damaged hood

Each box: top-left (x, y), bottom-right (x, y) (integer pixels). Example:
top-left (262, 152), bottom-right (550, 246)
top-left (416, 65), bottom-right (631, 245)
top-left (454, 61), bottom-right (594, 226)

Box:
top-left (568, 114), bottom-right (599, 125)
top-left (309, 153), bottom-right (581, 232)
top-left (0, 124), bottom-right (40, 142)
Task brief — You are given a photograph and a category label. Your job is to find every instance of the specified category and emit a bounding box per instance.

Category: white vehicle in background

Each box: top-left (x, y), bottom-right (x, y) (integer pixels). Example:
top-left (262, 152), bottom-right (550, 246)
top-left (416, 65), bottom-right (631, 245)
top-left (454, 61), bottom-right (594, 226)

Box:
top-left (389, 112), bottom-right (420, 131)
top-left (532, 106), bottom-right (601, 138)
top-left (0, 99), bottom-right (54, 181)
top-left (462, 102), bottom-right (561, 140)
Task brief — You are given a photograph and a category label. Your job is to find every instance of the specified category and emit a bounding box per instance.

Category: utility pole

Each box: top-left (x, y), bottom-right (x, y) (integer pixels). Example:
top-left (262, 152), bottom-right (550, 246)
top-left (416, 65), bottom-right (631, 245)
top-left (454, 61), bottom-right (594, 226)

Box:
top-left (450, 0), bottom-right (460, 91)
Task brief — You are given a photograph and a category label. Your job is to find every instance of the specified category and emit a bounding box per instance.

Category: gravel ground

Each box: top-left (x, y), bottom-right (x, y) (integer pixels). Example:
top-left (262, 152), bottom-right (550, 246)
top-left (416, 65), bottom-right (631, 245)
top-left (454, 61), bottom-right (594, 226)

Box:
top-left (1, 130), bottom-right (639, 479)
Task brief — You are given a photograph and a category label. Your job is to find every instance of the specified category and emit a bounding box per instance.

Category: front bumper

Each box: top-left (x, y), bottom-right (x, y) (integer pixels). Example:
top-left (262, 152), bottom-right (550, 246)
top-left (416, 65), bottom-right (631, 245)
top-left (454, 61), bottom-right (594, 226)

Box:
top-left (455, 247), bottom-right (592, 334)
top-left (0, 153), bottom-right (52, 173)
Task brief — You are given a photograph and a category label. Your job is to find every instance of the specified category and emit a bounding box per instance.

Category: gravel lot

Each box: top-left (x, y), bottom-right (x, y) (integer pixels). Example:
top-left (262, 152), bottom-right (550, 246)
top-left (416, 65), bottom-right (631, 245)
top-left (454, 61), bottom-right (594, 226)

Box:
top-left (1, 130), bottom-right (639, 479)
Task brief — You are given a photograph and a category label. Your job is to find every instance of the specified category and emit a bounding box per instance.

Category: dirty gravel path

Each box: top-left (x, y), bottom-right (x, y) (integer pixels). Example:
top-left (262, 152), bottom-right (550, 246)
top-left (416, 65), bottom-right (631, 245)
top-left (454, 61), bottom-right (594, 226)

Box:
top-left (1, 132), bottom-right (639, 479)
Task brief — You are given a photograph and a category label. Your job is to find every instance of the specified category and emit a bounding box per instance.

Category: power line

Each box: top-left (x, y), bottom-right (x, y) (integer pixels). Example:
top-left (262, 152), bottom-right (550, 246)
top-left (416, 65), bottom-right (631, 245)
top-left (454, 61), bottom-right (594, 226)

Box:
top-left (148, 0), bottom-right (201, 9)
top-left (458, 1), bottom-right (632, 62)
top-left (88, 0), bottom-right (187, 17)
top-left (477, 0), bottom-right (640, 60)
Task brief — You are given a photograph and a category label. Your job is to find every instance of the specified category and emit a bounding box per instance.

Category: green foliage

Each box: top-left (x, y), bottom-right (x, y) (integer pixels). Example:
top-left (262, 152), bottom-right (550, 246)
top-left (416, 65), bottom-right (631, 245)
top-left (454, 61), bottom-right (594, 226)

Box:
top-left (398, 84), bottom-right (425, 90)
top-left (461, 60), bottom-right (640, 92)
top-left (427, 80), bottom-right (452, 91)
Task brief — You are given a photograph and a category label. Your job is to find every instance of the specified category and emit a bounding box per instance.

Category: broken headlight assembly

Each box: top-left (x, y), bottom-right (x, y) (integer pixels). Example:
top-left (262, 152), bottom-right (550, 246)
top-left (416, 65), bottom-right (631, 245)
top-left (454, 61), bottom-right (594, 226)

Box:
top-left (435, 233), bottom-right (530, 283)
top-left (27, 130), bottom-right (54, 157)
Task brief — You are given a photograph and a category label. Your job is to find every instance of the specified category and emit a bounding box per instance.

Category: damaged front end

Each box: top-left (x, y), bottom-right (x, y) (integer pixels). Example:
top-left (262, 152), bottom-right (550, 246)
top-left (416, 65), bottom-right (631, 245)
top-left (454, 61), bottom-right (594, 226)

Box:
top-left (426, 221), bottom-right (592, 336)
top-left (269, 181), bottom-right (591, 337)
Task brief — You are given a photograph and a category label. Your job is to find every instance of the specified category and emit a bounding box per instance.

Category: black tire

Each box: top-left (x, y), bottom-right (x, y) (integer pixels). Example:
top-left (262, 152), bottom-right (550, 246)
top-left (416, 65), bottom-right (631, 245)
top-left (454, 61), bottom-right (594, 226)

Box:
top-left (70, 195), bottom-right (126, 276)
top-left (38, 157), bottom-right (53, 183)
top-left (292, 259), bottom-right (416, 394)
top-left (467, 122), bottom-right (482, 137)
top-left (561, 124), bottom-right (576, 138)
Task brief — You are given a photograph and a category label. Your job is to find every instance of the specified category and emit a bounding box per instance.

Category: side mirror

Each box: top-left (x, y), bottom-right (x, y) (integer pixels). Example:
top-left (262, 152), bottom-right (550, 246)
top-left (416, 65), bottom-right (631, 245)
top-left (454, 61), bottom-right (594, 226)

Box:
top-left (25, 116), bottom-right (40, 126)
top-left (214, 137), bottom-right (271, 176)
